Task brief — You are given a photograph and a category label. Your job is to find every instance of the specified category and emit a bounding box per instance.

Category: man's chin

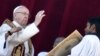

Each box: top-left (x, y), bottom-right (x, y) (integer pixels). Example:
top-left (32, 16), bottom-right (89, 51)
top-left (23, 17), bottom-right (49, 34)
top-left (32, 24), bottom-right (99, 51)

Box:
top-left (21, 24), bottom-right (27, 27)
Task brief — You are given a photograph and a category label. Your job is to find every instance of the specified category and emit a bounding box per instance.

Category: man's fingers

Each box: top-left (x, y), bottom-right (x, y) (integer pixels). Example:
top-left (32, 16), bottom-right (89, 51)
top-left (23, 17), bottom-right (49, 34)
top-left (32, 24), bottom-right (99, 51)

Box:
top-left (34, 10), bottom-right (46, 26)
top-left (39, 10), bottom-right (45, 14)
top-left (41, 14), bottom-right (46, 18)
top-left (37, 10), bottom-right (45, 16)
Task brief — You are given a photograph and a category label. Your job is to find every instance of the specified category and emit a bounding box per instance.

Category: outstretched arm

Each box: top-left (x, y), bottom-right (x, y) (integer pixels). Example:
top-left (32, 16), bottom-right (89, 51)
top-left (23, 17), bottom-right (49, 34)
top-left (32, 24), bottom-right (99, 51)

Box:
top-left (8, 10), bottom-right (45, 46)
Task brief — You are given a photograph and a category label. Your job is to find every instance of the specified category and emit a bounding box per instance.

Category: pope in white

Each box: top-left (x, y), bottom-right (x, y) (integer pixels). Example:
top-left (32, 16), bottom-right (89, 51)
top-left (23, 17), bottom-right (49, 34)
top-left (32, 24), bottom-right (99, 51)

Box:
top-left (0, 5), bottom-right (45, 56)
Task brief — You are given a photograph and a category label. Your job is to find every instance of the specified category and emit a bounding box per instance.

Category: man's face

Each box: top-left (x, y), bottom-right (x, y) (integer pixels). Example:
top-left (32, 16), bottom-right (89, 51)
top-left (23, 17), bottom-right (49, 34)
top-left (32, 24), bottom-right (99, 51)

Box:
top-left (84, 22), bottom-right (95, 34)
top-left (13, 7), bottom-right (29, 27)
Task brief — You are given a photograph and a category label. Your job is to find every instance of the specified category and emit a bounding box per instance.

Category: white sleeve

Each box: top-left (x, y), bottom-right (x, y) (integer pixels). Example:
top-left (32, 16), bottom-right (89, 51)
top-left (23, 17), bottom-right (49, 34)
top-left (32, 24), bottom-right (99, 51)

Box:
top-left (70, 35), bottom-right (96, 56)
top-left (70, 36), bottom-right (88, 56)
top-left (8, 23), bottom-right (39, 46)
top-left (0, 33), bottom-right (7, 56)
top-left (0, 24), bottom-right (11, 56)
top-left (38, 52), bottom-right (48, 56)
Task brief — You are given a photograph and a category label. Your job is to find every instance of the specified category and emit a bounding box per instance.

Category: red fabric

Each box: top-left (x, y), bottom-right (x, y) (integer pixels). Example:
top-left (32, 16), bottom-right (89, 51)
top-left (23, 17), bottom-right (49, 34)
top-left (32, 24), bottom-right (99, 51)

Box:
top-left (0, 0), bottom-right (100, 56)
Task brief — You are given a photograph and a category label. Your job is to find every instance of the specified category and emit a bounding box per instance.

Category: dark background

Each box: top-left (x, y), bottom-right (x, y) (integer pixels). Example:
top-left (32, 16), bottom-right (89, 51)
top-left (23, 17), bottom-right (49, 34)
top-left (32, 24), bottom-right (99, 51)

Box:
top-left (0, 0), bottom-right (100, 56)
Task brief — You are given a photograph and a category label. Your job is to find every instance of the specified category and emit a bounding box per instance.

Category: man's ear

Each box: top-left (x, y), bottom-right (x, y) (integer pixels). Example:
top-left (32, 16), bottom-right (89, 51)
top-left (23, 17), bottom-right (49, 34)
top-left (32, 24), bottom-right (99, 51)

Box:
top-left (13, 13), bottom-right (16, 17)
top-left (91, 24), bottom-right (96, 32)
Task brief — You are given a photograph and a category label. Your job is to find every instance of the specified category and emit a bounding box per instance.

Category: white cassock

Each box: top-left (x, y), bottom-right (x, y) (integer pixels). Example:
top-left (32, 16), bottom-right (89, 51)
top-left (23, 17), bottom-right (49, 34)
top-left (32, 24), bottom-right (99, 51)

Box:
top-left (38, 52), bottom-right (48, 56)
top-left (0, 21), bottom-right (39, 56)
top-left (69, 35), bottom-right (100, 56)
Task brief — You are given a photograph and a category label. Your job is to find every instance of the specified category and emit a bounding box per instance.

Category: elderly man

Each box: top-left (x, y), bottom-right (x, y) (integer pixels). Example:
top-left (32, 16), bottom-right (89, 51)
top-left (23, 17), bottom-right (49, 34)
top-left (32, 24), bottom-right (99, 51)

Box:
top-left (0, 5), bottom-right (45, 56)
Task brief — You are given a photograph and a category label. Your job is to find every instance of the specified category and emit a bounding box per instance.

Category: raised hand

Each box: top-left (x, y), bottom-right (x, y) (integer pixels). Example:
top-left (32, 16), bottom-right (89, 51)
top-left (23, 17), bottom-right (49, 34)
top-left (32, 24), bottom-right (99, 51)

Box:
top-left (34, 10), bottom-right (45, 26)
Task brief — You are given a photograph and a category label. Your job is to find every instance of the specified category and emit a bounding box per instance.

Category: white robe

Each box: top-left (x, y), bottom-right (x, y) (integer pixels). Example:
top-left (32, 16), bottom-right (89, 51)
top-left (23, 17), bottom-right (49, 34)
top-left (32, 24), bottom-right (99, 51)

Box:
top-left (69, 35), bottom-right (100, 56)
top-left (38, 52), bottom-right (48, 56)
top-left (0, 21), bottom-right (39, 56)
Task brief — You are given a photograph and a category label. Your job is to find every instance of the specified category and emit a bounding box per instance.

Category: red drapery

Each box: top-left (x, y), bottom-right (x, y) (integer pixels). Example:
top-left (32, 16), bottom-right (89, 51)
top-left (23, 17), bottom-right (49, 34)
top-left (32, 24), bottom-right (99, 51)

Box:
top-left (0, 0), bottom-right (100, 56)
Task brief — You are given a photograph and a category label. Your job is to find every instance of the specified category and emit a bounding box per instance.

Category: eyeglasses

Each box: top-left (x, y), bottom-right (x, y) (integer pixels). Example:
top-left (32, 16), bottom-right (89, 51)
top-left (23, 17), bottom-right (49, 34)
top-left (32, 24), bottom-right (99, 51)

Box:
top-left (15, 12), bottom-right (29, 16)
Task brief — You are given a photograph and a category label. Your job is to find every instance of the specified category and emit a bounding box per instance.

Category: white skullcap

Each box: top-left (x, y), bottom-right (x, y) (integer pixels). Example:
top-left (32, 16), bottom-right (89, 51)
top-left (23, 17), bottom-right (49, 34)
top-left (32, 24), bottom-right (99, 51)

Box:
top-left (13, 5), bottom-right (28, 13)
